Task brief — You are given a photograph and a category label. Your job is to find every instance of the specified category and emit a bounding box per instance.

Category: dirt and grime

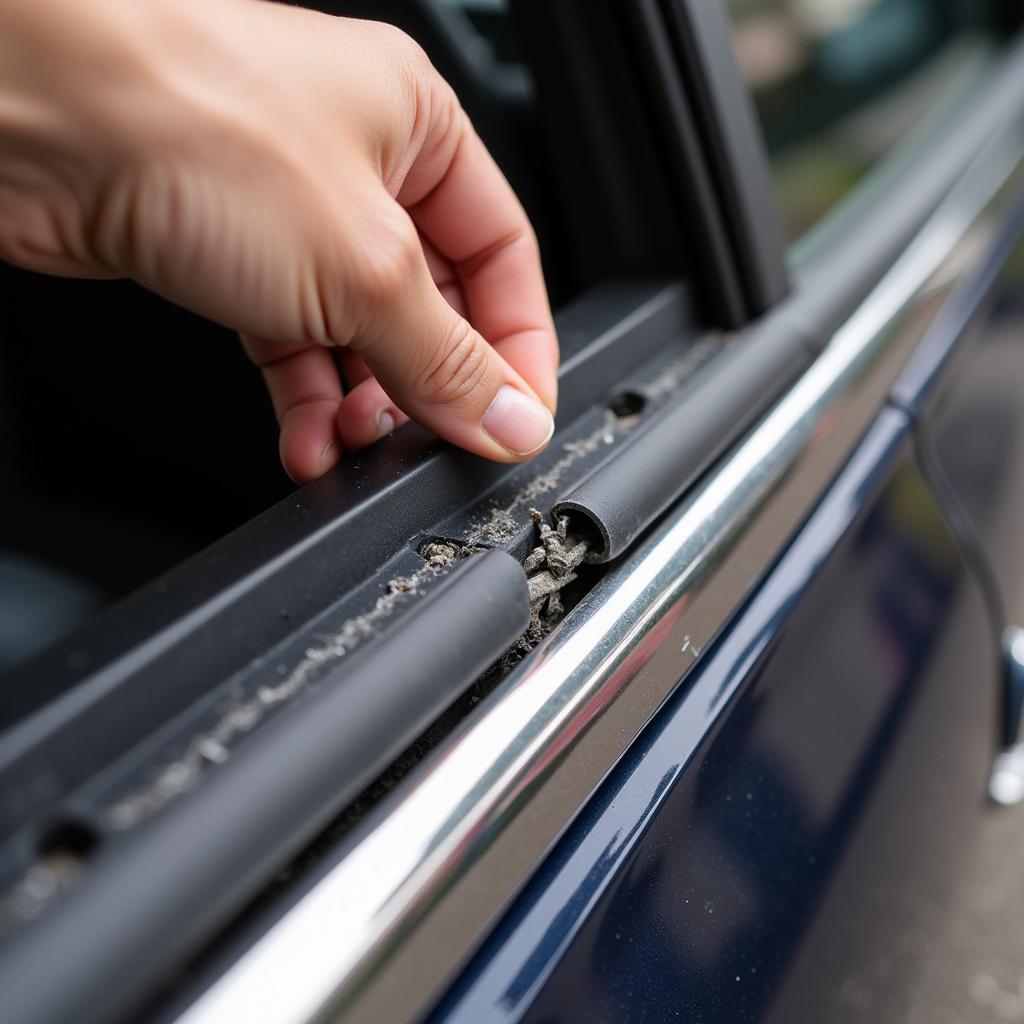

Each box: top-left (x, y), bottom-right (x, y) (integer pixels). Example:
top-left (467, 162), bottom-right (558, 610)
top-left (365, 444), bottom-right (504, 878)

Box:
top-left (97, 347), bottom-right (711, 834)
top-left (103, 504), bottom-right (589, 831)
top-left (106, 547), bottom-right (461, 831)
top-left (465, 411), bottom-right (623, 547)
top-left (503, 509), bottom-right (590, 671)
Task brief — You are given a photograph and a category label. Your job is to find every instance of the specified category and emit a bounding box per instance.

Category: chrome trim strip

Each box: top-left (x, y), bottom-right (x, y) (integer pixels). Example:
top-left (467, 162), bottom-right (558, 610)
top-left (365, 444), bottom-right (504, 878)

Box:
top-left (175, 139), bottom-right (1020, 1024)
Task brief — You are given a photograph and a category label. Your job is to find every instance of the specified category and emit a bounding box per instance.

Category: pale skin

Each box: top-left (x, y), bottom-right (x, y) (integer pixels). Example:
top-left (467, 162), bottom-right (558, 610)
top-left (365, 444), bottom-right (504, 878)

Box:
top-left (0, 0), bottom-right (559, 483)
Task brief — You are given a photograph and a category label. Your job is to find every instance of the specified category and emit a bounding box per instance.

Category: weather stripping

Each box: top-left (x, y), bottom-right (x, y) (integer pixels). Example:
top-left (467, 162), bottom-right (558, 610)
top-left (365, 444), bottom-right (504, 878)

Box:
top-left (553, 324), bottom-right (809, 562)
top-left (0, 551), bottom-right (530, 1024)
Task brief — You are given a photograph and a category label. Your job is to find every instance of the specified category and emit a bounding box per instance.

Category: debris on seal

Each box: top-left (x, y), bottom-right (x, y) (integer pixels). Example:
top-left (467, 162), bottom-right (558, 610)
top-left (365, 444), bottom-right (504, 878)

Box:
top-left (503, 509), bottom-right (589, 670)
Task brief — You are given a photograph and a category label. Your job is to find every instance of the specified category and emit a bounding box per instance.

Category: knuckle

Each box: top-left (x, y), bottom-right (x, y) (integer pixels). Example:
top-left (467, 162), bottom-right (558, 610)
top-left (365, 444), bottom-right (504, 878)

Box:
top-left (460, 226), bottom-right (536, 284)
top-left (378, 23), bottom-right (430, 75)
top-left (419, 322), bottom-right (491, 406)
top-left (522, 225), bottom-right (541, 262)
top-left (297, 264), bottom-right (338, 347)
top-left (429, 82), bottom-right (464, 149)
top-left (515, 224), bottom-right (541, 267)
top-left (353, 210), bottom-right (421, 309)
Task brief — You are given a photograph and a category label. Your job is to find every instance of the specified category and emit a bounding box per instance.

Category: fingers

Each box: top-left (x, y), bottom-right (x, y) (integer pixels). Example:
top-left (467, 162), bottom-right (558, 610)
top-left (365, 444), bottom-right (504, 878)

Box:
top-left (337, 349), bottom-right (373, 390)
top-left (334, 233), bottom-right (458, 449)
top-left (241, 334), bottom-right (342, 482)
top-left (347, 214), bottom-right (554, 462)
top-left (336, 375), bottom-right (409, 450)
top-left (419, 233), bottom-right (467, 318)
top-left (238, 41), bottom-right (560, 475)
top-left (280, 401), bottom-right (342, 483)
top-left (401, 115), bottom-right (558, 413)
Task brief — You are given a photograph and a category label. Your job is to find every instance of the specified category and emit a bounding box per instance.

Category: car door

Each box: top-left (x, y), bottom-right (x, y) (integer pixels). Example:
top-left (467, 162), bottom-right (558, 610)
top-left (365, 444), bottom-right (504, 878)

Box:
top-left (1, 3), bottom-right (1023, 1024)
top-left (427, 5), bottom-right (1024, 1023)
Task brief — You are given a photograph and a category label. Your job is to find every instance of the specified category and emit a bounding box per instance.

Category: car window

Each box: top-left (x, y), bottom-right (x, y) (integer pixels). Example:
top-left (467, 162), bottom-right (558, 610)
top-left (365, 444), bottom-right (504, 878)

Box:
top-left (726, 0), bottom-right (998, 239)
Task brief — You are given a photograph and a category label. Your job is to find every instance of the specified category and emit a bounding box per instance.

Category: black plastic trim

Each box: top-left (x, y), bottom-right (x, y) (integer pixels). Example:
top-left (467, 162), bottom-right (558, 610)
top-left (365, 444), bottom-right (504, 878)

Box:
top-left (511, 0), bottom-right (790, 328)
top-left (622, 0), bottom-right (748, 325)
top-left (508, 1), bottom-right (696, 296)
top-left (0, 550), bottom-right (530, 1024)
top-left (662, 0), bottom-right (790, 314)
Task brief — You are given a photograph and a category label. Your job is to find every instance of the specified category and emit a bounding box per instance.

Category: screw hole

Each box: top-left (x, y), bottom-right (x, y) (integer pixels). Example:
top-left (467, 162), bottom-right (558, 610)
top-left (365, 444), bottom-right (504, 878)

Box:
top-left (37, 819), bottom-right (100, 866)
top-left (609, 392), bottom-right (646, 420)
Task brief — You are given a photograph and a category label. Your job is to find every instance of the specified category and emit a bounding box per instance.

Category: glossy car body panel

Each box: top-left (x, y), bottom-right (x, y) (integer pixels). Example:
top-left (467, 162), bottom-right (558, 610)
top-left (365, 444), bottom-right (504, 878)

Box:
top-left (432, 410), bottom-right (996, 1024)
top-left (925, 226), bottom-right (1024, 628)
top-left (426, 172), bottom-right (1024, 1024)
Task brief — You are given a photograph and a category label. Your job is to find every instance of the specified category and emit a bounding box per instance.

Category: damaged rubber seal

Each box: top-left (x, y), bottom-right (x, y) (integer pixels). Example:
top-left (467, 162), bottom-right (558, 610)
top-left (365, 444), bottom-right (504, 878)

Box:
top-left (503, 509), bottom-right (590, 670)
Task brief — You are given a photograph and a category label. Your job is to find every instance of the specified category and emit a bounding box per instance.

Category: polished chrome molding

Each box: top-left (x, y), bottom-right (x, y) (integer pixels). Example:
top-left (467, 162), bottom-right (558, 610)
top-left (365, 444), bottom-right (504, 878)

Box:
top-left (175, 139), bottom-right (1022, 1024)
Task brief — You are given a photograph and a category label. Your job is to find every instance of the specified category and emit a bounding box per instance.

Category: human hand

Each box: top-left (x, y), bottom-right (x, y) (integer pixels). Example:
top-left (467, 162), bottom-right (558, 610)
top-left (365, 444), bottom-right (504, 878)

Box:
top-left (0, 0), bottom-right (558, 482)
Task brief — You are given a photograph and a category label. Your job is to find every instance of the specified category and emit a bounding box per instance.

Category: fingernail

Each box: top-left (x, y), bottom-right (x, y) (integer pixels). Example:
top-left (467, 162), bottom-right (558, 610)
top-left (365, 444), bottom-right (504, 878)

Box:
top-left (481, 385), bottom-right (554, 456)
top-left (318, 440), bottom-right (338, 473)
top-left (376, 410), bottom-right (395, 440)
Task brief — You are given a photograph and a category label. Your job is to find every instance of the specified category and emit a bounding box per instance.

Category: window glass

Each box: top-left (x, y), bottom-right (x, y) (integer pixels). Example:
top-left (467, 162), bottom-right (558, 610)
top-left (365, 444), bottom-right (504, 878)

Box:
top-left (727, 0), bottom-right (997, 239)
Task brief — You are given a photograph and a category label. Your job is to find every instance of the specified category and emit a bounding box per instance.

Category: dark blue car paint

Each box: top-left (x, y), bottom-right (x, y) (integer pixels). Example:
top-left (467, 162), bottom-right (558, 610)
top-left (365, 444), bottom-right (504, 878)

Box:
top-left (924, 238), bottom-right (1024, 637)
top-left (426, 150), bottom-right (1024, 1024)
top-left (431, 407), bottom-right (995, 1023)
top-left (430, 191), bottom-right (1024, 1021)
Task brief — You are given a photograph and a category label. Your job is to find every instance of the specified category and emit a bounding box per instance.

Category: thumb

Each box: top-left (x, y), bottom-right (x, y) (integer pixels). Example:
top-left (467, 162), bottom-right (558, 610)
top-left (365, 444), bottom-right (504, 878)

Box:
top-left (348, 226), bottom-right (555, 462)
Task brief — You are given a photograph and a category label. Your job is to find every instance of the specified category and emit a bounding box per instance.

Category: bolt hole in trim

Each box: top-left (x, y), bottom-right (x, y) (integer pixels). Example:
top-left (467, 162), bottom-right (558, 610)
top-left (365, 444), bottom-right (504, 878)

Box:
top-left (171, 145), bottom-right (1024, 1024)
top-left (608, 391), bottom-right (648, 420)
top-left (35, 819), bottom-right (98, 864)
top-left (0, 818), bottom-right (100, 933)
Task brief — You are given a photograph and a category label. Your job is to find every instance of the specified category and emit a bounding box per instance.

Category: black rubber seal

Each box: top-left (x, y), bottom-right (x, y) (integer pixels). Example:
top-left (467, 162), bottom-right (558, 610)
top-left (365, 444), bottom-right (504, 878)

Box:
top-left (0, 550), bottom-right (530, 1024)
top-left (554, 325), bottom-right (810, 562)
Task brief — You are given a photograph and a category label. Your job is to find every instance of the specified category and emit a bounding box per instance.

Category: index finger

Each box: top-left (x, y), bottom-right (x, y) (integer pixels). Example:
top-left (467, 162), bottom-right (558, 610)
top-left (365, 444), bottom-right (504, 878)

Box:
top-left (399, 115), bottom-right (559, 412)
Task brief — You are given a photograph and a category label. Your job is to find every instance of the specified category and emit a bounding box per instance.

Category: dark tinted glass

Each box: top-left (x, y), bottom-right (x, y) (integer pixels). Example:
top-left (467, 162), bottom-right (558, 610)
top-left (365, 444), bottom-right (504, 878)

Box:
top-left (727, 0), bottom-right (997, 238)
